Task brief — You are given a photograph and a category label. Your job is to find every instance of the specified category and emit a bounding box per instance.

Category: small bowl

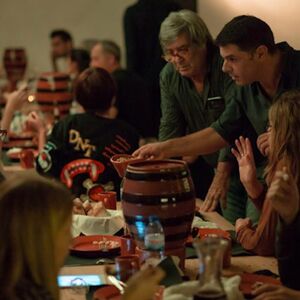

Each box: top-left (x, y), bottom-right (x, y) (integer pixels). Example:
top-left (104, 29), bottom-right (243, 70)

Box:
top-left (110, 154), bottom-right (144, 177)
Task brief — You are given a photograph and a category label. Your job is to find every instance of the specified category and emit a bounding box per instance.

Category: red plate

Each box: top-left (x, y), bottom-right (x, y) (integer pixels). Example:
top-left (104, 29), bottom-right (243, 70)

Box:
top-left (93, 285), bottom-right (121, 300)
top-left (7, 150), bottom-right (22, 160)
top-left (70, 235), bottom-right (121, 258)
top-left (240, 273), bottom-right (281, 297)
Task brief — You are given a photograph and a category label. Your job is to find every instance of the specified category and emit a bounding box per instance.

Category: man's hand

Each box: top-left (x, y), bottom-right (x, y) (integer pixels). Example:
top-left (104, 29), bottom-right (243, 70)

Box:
top-left (267, 167), bottom-right (299, 225)
top-left (235, 217), bottom-right (252, 233)
top-left (253, 283), bottom-right (300, 300)
top-left (133, 141), bottom-right (169, 159)
top-left (201, 162), bottom-right (231, 211)
top-left (257, 132), bottom-right (270, 157)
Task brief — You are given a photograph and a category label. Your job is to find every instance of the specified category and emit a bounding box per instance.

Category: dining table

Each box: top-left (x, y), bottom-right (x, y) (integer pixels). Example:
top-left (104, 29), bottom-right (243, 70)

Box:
top-left (60, 199), bottom-right (279, 300)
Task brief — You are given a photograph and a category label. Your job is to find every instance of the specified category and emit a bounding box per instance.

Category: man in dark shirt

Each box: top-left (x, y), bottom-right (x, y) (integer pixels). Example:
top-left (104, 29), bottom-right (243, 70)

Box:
top-left (135, 15), bottom-right (300, 161)
top-left (134, 16), bottom-right (300, 224)
top-left (157, 10), bottom-right (253, 222)
top-left (90, 40), bottom-right (153, 139)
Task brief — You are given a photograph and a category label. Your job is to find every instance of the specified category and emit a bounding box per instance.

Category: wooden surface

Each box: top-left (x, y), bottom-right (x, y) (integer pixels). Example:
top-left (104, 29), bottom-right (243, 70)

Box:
top-left (195, 198), bottom-right (235, 231)
top-left (62, 200), bottom-right (278, 279)
top-left (60, 198), bottom-right (279, 300)
top-left (185, 256), bottom-right (278, 280)
top-left (3, 164), bottom-right (25, 174)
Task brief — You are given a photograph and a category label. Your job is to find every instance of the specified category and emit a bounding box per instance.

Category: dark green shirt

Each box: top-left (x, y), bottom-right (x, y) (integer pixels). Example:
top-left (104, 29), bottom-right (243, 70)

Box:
top-left (159, 46), bottom-right (234, 167)
top-left (211, 42), bottom-right (300, 146)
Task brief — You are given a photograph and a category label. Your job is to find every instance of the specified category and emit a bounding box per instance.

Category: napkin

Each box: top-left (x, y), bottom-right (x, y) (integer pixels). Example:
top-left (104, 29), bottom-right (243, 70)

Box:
top-left (72, 210), bottom-right (124, 237)
top-left (163, 276), bottom-right (244, 300)
top-left (192, 215), bottom-right (219, 229)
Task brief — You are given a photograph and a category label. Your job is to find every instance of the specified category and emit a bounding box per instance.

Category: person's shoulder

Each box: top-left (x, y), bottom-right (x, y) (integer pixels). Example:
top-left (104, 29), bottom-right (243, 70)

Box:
top-left (113, 118), bottom-right (139, 134)
top-left (60, 113), bottom-right (88, 125)
top-left (278, 42), bottom-right (300, 61)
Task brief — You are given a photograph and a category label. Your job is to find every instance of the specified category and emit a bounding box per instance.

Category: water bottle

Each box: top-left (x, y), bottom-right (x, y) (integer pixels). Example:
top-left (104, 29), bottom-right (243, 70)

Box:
top-left (144, 215), bottom-right (165, 265)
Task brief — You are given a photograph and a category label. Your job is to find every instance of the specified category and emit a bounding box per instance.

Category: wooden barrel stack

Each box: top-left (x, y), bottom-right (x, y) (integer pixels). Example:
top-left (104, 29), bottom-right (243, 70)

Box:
top-left (35, 72), bottom-right (72, 119)
top-left (122, 159), bottom-right (196, 267)
top-left (3, 48), bottom-right (27, 84)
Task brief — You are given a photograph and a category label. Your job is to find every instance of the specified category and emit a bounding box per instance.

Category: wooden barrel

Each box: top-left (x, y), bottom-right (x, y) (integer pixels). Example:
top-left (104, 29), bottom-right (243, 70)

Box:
top-left (122, 159), bottom-right (196, 252)
top-left (35, 72), bottom-right (72, 118)
top-left (3, 48), bottom-right (27, 83)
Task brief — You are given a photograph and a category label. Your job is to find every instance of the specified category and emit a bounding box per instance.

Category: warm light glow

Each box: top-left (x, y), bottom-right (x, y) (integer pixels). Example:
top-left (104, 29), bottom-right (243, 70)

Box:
top-left (28, 95), bottom-right (35, 102)
top-left (198, 0), bottom-right (300, 48)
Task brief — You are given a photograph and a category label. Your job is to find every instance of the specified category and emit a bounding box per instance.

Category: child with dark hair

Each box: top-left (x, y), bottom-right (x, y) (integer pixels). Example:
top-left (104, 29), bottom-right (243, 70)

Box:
top-left (34, 68), bottom-right (139, 197)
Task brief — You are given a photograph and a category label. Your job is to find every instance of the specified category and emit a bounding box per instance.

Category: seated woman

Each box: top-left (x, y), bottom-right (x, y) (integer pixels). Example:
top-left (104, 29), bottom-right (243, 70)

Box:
top-left (0, 172), bottom-right (73, 299)
top-left (232, 89), bottom-right (300, 256)
top-left (252, 167), bottom-right (300, 299)
top-left (0, 172), bottom-right (165, 300)
top-left (33, 67), bottom-right (139, 197)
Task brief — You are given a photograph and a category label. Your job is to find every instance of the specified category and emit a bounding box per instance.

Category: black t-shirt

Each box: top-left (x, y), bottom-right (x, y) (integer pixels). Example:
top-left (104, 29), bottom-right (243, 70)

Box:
top-left (36, 112), bottom-right (140, 196)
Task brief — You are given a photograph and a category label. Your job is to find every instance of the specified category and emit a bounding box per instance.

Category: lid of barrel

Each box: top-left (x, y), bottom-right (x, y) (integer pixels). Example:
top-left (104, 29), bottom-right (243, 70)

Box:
top-left (126, 159), bottom-right (187, 174)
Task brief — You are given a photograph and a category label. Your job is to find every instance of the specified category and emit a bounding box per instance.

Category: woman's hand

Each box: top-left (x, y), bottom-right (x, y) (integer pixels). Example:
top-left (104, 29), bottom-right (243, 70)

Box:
top-left (3, 89), bottom-right (28, 111)
top-left (231, 136), bottom-right (256, 185)
top-left (235, 217), bottom-right (252, 234)
top-left (257, 131), bottom-right (270, 157)
top-left (267, 167), bottom-right (299, 225)
top-left (25, 111), bottom-right (45, 133)
top-left (253, 283), bottom-right (300, 300)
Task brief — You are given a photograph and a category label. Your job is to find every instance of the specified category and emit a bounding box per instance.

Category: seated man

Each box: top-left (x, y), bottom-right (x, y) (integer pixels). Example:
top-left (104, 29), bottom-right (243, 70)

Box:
top-left (90, 40), bottom-right (154, 139)
top-left (50, 29), bottom-right (73, 72)
top-left (35, 68), bottom-right (140, 197)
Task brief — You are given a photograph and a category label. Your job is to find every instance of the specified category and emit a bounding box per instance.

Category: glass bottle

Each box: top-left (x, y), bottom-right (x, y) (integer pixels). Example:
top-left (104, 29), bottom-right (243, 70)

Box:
top-left (144, 215), bottom-right (165, 265)
top-left (193, 236), bottom-right (228, 300)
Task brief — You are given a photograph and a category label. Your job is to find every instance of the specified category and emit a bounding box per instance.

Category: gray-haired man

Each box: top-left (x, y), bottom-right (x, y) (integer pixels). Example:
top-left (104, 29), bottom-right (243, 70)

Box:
top-left (158, 10), bottom-right (257, 224)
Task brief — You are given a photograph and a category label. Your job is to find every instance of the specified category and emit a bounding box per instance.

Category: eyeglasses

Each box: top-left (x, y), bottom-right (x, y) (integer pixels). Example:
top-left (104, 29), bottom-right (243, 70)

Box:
top-left (162, 44), bottom-right (193, 62)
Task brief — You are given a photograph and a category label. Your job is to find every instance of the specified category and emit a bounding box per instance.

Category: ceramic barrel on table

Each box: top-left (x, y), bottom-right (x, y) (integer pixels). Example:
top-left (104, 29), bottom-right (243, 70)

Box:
top-left (122, 159), bottom-right (196, 257)
top-left (35, 72), bottom-right (72, 119)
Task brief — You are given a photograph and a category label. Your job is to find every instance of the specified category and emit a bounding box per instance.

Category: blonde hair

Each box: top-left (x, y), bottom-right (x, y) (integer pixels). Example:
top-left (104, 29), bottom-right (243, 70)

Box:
top-left (0, 172), bottom-right (73, 299)
top-left (265, 89), bottom-right (300, 188)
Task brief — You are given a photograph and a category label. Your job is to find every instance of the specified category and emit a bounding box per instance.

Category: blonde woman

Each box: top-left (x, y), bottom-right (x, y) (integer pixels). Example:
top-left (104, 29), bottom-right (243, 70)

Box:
top-left (232, 89), bottom-right (300, 256)
top-left (0, 172), bottom-right (73, 300)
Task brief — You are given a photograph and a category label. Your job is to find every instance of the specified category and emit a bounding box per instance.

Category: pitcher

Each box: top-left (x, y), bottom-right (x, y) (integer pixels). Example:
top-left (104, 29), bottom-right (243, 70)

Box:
top-left (193, 236), bottom-right (228, 300)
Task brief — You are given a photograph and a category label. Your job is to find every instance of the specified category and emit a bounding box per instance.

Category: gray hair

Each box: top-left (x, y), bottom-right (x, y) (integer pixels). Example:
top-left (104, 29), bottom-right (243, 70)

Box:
top-left (159, 10), bottom-right (213, 52)
top-left (99, 40), bottom-right (121, 63)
